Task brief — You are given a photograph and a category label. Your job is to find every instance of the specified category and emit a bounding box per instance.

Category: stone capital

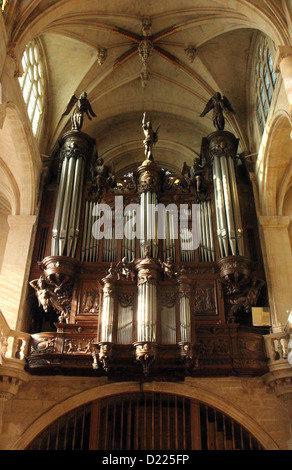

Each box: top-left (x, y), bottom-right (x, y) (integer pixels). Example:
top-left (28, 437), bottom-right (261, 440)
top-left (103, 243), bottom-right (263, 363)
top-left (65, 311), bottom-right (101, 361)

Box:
top-left (258, 215), bottom-right (291, 229)
top-left (7, 215), bottom-right (37, 228)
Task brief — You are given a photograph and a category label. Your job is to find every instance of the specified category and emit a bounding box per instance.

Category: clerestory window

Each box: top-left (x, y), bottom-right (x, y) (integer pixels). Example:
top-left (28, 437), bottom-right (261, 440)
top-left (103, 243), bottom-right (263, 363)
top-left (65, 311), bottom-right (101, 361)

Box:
top-left (18, 39), bottom-right (45, 136)
top-left (255, 40), bottom-right (277, 134)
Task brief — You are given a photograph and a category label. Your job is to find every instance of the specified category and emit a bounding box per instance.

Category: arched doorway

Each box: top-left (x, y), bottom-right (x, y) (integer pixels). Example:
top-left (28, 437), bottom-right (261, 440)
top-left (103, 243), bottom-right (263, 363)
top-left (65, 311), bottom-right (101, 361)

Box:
top-left (26, 392), bottom-right (264, 450)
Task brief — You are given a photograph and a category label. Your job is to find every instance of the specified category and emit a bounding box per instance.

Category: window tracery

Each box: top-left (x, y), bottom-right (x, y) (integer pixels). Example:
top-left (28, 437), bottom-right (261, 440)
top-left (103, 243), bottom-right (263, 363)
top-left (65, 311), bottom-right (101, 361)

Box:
top-left (18, 39), bottom-right (45, 136)
top-left (255, 39), bottom-right (277, 133)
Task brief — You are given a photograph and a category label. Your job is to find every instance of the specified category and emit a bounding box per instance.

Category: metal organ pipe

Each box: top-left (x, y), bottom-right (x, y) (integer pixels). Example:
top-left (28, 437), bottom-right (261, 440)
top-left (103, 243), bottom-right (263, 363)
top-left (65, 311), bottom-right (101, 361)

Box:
top-left (100, 271), bottom-right (116, 344)
top-left (213, 155), bottom-right (228, 257)
top-left (178, 273), bottom-right (192, 345)
top-left (179, 295), bottom-right (191, 343)
top-left (51, 132), bottom-right (94, 258)
top-left (51, 156), bottom-right (69, 256)
top-left (100, 294), bottom-right (114, 343)
top-left (137, 279), bottom-right (157, 342)
top-left (209, 132), bottom-right (243, 258)
top-left (227, 156), bottom-right (244, 255)
top-left (220, 155), bottom-right (237, 255)
top-left (59, 156), bottom-right (77, 256)
top-left (207, 200), bottom-right (216, 261)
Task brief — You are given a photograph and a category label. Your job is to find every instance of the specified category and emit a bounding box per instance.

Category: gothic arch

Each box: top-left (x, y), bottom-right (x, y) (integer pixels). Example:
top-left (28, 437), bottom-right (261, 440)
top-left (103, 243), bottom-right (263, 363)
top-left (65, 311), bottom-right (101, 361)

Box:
top-left (257, 110), bottom-right (292, 216)
top-left (11, 381), bottom-right (280, 450)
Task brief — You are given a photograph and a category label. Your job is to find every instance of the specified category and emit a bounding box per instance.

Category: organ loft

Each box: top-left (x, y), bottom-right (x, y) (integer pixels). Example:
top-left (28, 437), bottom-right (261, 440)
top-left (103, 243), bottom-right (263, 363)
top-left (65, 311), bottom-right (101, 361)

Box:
top-left (26, 92), bottom-right (269, 381)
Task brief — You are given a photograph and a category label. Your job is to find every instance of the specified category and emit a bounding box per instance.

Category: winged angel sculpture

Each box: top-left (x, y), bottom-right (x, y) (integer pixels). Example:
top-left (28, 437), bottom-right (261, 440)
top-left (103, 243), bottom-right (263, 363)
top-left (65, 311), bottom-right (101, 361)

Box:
top-left (62, 92), bottom-right (97, 131)
top-left (200, 92), bottom-right (235, 131)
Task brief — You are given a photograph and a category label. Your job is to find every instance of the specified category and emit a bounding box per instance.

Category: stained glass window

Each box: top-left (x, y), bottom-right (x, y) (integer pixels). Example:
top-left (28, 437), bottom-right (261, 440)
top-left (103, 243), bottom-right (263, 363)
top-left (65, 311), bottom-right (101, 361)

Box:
top-left (18, 40), bottom-right (45, 136)
top-left (255, 40), bottom-right (277, 134)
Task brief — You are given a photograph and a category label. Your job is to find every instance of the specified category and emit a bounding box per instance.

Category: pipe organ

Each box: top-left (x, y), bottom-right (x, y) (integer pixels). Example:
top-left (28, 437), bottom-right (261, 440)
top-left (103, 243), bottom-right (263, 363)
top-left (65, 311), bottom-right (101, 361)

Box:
top-left (27, 103), bottom-right (269, 380)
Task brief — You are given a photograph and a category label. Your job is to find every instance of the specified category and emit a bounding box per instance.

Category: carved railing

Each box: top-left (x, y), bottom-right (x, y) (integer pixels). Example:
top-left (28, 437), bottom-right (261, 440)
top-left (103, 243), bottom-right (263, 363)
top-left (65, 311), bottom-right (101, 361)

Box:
top-left (0, 309), bottom-right (30, 365)
top-left (264, 331), bottom-right (289, 368)
top-left (264, 312), bottom-right (292, 369)
top-left (25, 322), bottom-right (269, 380)
top-left (263, 312), bottom-right (292, 403)
top-left (0, 309), bottom-right (31, 405)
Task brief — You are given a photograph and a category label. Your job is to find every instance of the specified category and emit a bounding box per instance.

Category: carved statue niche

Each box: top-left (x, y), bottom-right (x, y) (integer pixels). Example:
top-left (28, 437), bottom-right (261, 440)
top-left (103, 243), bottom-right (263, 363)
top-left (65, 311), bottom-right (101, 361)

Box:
top-left (62, 92), bottom-right (97, 131)
top-left (81, 287), bottom-right (100, 314)
top-left (200, 92), bottom-right (235, 131)
top-left (142, 112), bottom-right (160, 161)
top-left (116, 257), bottom-right (136, 281)
top-left (181, 157), bottom-right (209, 200)
top-left (88, 156), bottom-right (116, 198)
top-left (193, 282), bottom-right (216, 315)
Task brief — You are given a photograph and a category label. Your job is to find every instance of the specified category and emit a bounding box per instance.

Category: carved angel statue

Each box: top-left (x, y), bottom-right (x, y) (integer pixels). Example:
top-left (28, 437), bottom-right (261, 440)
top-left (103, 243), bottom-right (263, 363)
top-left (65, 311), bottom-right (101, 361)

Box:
top-left (89, 157), bottom-right (116, 195)
top-left (116, 257), bottom-right (136, 281)
top-left (142, 112), bottom-right (160, 161)
top-left (181, 157), bottom-right (206, 194)
top-left (200, 92), bottom-right (235, 131)
top-left (29, 275), bottom-right (70, 323)
top-left (228, 278), bottom-right (265, 320)
top-left (159, 257), bottom-right (178, 279)
top-left (62, 92), bottom-right (97, 131)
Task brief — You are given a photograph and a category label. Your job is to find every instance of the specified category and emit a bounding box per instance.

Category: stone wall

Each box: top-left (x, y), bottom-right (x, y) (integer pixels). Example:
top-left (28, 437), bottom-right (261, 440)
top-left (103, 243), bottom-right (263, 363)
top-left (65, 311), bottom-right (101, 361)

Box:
top-left (1, 375), bottom-right (290, 450)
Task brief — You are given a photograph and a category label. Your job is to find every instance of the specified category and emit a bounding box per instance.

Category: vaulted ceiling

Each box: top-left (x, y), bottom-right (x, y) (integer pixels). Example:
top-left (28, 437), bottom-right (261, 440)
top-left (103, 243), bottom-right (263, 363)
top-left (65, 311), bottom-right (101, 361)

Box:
top-left (9, 0), bottom-right (291, 173)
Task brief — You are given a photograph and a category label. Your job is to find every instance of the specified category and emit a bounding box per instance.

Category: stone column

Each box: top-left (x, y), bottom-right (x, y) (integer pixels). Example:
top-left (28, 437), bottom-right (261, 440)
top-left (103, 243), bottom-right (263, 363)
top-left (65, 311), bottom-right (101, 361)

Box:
top-left (275, 46), bottom-right (292, 120)
top-left (0, 215), bottom-right (36, 330)
top-left (259, 215), bottom-right (292, 331)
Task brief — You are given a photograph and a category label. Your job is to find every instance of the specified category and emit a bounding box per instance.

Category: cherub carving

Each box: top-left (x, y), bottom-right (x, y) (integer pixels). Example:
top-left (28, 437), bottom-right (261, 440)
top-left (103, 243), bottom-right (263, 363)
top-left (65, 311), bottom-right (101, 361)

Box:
top-left (142, 112), bottom-right (160, 161)
top-left (116, 257), bottom-right (136, 281)
top-left (228, 278), bottom-right (265, 321)
top-left (89, 157), bottom-right (116, 195)
top-left (62, 92), bottom-right (96, 131)
top-left (200, 92), bottom-right (235, 131)
top-left (181, 157), bottom-right (206, 194)
top-left (159, 257), bottom-right (178, 278)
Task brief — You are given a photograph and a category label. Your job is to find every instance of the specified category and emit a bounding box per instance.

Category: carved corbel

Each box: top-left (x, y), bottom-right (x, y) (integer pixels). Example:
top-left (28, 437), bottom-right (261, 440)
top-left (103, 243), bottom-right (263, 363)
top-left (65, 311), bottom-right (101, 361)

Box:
top-left (134, 342), bottom-right (157, 376)
top-left (96, 47), bottom-right (107, 65)
top-left (98, 342), bottom-right (113, 372)
top-left (184, 44), bottom-right (197, 63)
top-left (178, 341), bottom-right (193, 366)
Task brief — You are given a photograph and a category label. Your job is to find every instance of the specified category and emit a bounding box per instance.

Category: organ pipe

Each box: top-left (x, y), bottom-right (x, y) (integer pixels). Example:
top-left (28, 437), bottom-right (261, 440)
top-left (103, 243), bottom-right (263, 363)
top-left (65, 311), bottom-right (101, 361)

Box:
top-left (99, 268), bottom-right (117, 346)
top-left (177, 270), bottom-right (193, 362)
top-left (136, 159), bottom-right (161, 258)
top-left (135, 254), bottom-right (160, 347)
top-left (179, 295), bottom-right (191, 343)
top-left (208, 131), bottom-right (243, 258)
top-left (51, 131), bottom-right (95, 258)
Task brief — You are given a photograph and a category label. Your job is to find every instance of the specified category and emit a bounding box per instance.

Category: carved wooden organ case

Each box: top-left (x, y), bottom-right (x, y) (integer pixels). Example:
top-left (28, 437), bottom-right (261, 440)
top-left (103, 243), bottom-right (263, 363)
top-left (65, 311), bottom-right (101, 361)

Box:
top-left (26, 126), bottom-right (269, 380)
